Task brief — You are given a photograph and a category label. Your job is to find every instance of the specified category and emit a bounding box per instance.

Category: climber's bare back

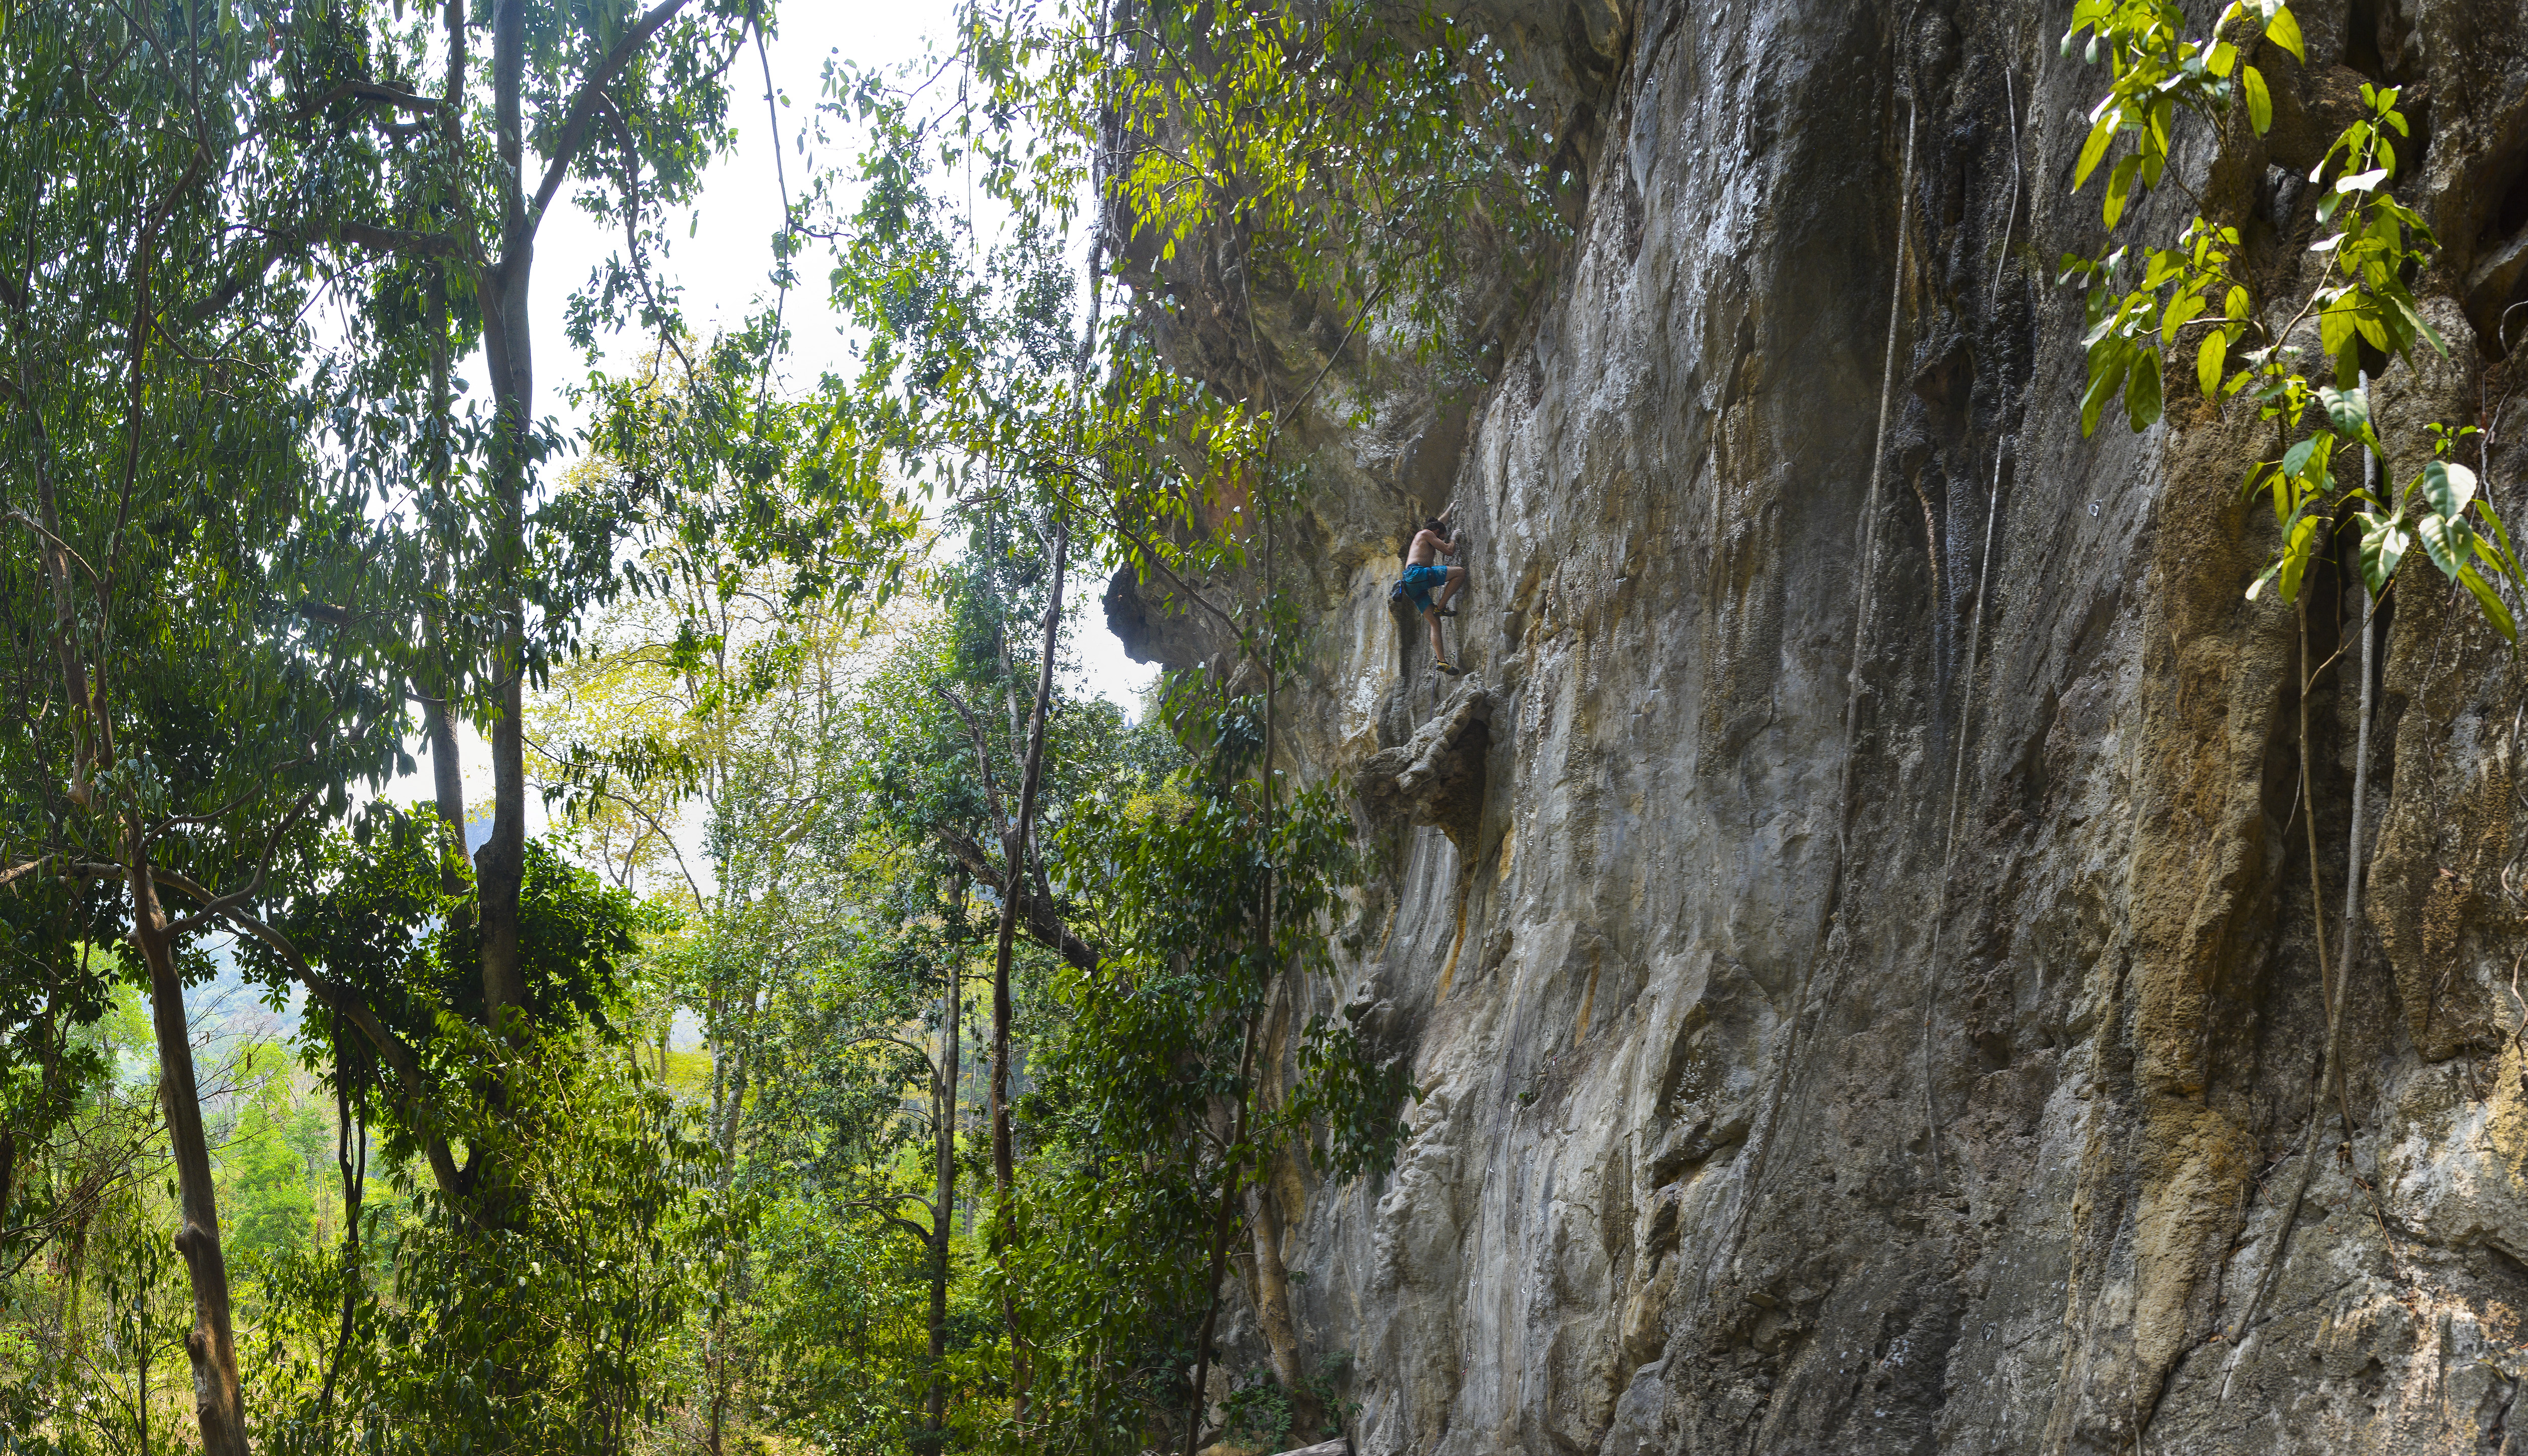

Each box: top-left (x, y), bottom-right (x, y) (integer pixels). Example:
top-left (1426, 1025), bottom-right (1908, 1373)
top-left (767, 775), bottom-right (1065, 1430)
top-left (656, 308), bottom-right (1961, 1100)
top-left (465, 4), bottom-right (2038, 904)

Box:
top-left (1407, 526), bottom-right (1454, 568)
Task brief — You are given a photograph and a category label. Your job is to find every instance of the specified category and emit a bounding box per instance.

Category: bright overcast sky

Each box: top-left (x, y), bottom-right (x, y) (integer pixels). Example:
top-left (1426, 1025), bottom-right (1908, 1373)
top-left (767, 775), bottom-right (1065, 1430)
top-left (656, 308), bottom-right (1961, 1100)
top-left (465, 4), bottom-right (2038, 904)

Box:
top-left (410, 1), bottom-right (1156, 829)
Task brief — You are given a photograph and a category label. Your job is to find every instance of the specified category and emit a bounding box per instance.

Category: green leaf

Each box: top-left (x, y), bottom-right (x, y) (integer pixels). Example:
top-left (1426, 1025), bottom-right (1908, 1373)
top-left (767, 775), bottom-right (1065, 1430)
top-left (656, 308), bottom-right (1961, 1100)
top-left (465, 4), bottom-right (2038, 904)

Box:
top-left (2126, 350), bottom-right (2163, 432)
top-left (2417, 511), bottom-right (2471, 578)
top-left (2081, 345), bottom-right (2132, 438)
top-left (2267, 6), bottom-right (2305, 61)
top-left (2239, 459), bottom-right (2274, 505)
top-left (2163, 289), bottom-right (2207, 344)
top-left (2075, 112), bottom-right (2117, 189)
top-left (2198, 328), bottom-right (2230, 398)
top-left (2359, 514), bottom-right (2408, 593)
top-left (2473, 529), bottom-right (2519, 581)
top-left (2474, 491), bottom-right (2519, 575)
top-left (2317, 384), bottom-right (2369, 438)
top-left (2278, 511), bottom-right (2322, 600)
top-left (2243, 66), bottom-right (2272, 133)
top-left (2421, 459), bottom-right (2477, 517)
top-left (2208, 40), bottom-right (2239, 77)
top-left (2247, 556), bottom-right (2285, 600)
top-left (2389, 293), bottom-right (2449, 358)
top-left (2458, 565), bottom-right (2517, 641)
top-left (2282, 435), bottom-right (2320, 479)
top-left (2320, 301), bottom-right (2355, 358)
top-left (2105, 154), bottom-right (2142, 226)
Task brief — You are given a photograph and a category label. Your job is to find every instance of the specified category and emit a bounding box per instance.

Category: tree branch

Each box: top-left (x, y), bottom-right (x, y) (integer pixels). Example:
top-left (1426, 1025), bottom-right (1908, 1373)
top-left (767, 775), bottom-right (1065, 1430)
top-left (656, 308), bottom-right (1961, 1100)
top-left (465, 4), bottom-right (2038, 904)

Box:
top-left (0, 856), bottom-right (64, 890)
top-left (931, 685), bottom-right (1013, 841)
top-left (932, 826), bottom-right (1098, 975)
top-left (147, 871), bottom-right (465, 1203)
top-left (333, 221), bottom-right (469, 261)
top-left (522, 0), bottom-right (696, 239)
top-left (840, 1193), bottom-right (937, 1246)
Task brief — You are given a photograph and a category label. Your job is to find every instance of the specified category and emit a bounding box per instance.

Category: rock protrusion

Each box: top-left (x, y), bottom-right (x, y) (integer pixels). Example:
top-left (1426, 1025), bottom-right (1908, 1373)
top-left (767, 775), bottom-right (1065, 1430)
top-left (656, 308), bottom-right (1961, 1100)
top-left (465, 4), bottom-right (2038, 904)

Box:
top-left (1103, 563), bottom-right (1222, 670)
top-left (1355, 681), bottom-right (1492, 850)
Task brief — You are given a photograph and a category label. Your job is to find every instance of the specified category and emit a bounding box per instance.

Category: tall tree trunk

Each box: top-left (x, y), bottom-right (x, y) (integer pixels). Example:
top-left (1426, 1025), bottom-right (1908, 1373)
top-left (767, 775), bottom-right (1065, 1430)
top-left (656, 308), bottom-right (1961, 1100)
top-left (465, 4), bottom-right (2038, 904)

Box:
top-left (989, 515), bottom-right (1068, 1429)
top-left (717, 1011), bottom-right (753, 1165)
top-left (126, 839), bottom-right (249, 1456)
top-left (928, 935), bottom-right (960, 1440)
top-left (423, 259), bottom-right (471, 896)
top-left (0, 1127), bottom-right (16, 1252)
top-left (1247, 1170), bottom-right (1319, 1432)
top-left (475, 0), bottom-right (536, 1037)
top-left (1181, 1015), bottom-right (1259, 1456)
top-left (319, 1042), bottom-right (366, 1423)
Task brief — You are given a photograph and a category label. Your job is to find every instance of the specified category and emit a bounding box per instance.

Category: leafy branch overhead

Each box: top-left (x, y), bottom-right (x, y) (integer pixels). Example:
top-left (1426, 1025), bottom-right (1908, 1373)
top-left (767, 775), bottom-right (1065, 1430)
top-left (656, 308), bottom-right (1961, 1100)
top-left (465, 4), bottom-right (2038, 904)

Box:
top-left (2059, 0), bottom-right (2524, 638)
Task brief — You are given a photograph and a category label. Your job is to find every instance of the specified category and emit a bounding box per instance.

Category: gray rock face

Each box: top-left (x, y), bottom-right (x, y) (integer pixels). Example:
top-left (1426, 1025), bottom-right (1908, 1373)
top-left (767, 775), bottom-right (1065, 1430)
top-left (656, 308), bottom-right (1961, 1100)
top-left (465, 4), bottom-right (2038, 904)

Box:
top-left (1128, 0), bottom-right (2528, 1450)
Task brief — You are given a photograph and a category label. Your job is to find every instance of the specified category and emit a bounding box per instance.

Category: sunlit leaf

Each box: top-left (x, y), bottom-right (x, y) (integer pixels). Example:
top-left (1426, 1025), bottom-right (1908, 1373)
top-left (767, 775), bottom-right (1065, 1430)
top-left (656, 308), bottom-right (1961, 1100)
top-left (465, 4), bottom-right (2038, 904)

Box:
top-left (2267, 6), bottom-right (2305, 61)
top-left (2198, 328), bottom-right (2229, 398)
top-left (2359, 514), bottom-right (2408, 593)
top-left (2105, 154), bottom-right (2142, 226)
top-left (2243, 66), bottom-right (2272, 133)
top-left (2076, 111), bottom-right (2118, 188)
top-left (2421, 459), bottom-right (2477, 518)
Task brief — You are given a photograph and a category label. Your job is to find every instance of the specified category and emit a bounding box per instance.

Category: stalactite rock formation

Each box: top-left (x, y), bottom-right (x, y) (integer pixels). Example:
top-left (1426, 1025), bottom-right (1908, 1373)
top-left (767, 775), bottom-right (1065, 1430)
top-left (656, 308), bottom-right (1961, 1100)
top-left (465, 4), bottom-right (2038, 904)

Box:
top-left (1114, 1), bottom-right (2528, 1450)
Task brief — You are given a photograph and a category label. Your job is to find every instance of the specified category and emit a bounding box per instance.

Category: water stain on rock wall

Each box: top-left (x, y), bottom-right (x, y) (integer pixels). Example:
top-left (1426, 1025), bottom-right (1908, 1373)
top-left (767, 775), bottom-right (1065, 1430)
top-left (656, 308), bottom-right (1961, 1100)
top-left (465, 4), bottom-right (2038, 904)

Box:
top-left (1109, 0), bottom-right (2528, 1449)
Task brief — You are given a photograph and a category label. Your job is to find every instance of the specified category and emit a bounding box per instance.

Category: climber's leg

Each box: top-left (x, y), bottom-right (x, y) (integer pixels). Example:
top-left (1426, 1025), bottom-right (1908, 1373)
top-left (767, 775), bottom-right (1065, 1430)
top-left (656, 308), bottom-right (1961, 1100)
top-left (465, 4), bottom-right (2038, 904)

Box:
top-left (1424, 604), bottom-right (1449, 666)
top-left (1431, 564), bottom-right (1467, 614)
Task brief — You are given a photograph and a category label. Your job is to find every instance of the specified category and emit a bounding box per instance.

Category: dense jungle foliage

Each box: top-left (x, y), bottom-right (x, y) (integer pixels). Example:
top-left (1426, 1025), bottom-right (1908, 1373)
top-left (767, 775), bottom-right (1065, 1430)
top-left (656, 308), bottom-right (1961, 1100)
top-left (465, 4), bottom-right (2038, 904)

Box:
top-left (0, 1), bottom-right (1559, 1452)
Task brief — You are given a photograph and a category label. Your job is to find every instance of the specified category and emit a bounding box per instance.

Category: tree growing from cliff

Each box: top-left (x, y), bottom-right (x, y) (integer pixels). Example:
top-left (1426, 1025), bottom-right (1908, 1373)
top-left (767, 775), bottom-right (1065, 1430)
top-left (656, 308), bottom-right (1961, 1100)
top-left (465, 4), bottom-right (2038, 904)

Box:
top-left (2058, 0), bottom-right (2521, 628)
top-left (2056, 0), bottom-right (2528, 1382)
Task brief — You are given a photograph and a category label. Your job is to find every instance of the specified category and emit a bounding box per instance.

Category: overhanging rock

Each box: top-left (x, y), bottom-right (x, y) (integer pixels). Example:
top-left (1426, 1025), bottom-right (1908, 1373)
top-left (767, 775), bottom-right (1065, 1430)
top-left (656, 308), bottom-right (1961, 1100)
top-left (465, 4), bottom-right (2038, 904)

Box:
top-left (1355, 680), bottom-right (1491, 851)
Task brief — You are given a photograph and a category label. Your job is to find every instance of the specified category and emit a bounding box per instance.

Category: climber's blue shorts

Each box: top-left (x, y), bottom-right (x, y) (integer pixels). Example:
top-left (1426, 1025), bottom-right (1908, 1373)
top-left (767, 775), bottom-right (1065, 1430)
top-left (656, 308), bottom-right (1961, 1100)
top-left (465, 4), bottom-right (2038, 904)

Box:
top-left (1401, 563), bottom-right (1450, 612)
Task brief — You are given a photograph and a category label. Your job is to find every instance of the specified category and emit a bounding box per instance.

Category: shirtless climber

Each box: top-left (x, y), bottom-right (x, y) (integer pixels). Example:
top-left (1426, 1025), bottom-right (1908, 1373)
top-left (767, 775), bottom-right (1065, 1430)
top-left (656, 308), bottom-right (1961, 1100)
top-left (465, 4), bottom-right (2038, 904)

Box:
top-left (1401, 517), bottom-right (1468, 673)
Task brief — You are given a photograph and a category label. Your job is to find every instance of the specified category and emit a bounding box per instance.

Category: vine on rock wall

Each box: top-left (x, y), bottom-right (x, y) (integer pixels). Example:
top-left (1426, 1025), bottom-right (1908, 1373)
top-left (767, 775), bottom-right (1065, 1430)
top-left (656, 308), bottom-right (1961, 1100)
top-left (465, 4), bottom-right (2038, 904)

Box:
top-left (2055, 0), bottom-right (2528, 1371)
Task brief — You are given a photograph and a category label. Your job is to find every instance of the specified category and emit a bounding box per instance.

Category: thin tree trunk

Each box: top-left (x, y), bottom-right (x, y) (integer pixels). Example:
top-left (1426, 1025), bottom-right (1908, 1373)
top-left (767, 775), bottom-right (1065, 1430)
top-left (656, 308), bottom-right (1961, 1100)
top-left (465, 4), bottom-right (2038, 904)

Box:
top-left (1181, 1015), bottom-right (1259, 1456)
top-left (127, 840), bottom-right (248, 1456)
top-left (425, 697), bottom-right (466, 825)
top-left (2337, 577), bottom-right (2379, 1128)
top-left (2219, 590), bottom-right (2343, 1384)
top-left (319, 1037), bottom-right (366, 1423)
top-left (2330, 403), bottom-right (2383, 1131)
top-left (928, 924), bottom-right (961, 1439)
top-left (719, 1019), bottom-right (753, 1165)
top-left (989, 514), bottom-right (1068, 1429)
top-left (423, 259), bottom-right (470, 895)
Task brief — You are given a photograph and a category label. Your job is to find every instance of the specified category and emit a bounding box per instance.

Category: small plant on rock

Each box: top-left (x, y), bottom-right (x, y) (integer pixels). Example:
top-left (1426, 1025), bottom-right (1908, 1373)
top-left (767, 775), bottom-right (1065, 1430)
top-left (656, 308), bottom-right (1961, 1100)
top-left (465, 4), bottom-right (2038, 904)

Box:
top-left (2054, 0), bottom-right (2528, 1398)
top-left (2055, 0), bottom-right (2523, 628)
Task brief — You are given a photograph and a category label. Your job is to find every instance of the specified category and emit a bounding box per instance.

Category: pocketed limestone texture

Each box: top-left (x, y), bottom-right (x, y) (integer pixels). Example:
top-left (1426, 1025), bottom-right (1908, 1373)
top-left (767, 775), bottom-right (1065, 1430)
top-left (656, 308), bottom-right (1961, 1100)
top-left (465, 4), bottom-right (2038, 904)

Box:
top-left (1116, 1), bottom-right (2528, 1450)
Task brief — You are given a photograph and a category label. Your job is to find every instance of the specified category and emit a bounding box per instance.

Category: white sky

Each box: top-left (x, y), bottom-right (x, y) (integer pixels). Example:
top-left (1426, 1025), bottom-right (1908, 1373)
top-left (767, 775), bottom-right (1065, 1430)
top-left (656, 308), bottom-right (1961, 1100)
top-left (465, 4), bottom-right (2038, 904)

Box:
top-left (401, 1), bottom-right (1156, 835)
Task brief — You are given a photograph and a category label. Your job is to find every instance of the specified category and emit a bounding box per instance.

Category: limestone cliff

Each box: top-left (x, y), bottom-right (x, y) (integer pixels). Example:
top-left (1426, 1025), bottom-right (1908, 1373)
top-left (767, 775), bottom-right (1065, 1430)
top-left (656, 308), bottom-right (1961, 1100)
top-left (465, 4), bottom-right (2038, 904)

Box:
top-left (1111, 0), bottom-right (2528, 1449)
